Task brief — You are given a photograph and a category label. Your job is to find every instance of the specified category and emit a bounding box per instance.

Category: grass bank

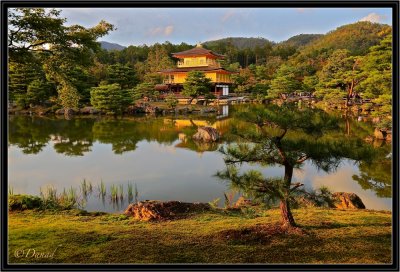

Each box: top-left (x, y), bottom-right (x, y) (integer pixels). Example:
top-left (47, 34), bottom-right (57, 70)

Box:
top-left (8, 207), bottom-right (392, 264)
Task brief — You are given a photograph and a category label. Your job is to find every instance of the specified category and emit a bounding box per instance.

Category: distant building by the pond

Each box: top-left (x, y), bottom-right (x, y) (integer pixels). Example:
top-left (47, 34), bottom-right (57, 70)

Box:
top-left (157, 44), bottom-right (234, 97)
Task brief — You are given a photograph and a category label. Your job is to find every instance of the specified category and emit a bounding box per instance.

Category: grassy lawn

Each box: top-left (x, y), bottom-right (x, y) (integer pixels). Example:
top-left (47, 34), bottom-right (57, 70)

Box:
top-left (8, 208), bottom-right (392, 264)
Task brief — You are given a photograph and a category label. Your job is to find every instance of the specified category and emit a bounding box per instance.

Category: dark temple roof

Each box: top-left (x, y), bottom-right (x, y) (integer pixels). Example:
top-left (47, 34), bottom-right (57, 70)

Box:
top-left (171, 46), bottom-right (225, 59)
top-left (158, 66), bottom-right (234, 73)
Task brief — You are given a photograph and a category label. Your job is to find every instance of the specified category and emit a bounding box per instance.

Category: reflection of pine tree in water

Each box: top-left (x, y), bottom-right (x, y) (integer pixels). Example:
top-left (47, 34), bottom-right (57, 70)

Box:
top-left (352, 145), bottom-right (392, 198)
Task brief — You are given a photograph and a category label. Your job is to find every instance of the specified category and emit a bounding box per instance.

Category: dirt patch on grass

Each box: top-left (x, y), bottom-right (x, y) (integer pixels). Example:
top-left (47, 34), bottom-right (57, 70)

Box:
top-left (213, 224), bottom-right (308, 245)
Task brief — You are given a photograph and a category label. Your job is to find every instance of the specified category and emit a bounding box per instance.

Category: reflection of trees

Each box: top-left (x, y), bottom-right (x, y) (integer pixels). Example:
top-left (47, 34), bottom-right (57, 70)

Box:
top-left (9, 116), bottom-right (52, 154)
top-left (52, 119), bottom-right (95, 156)
top-left (352, 145), bottom-right (392, 198)
top-left (92, 118), bottom-right (179, 154)
top-left (92, 120), bottom-right (140, 154)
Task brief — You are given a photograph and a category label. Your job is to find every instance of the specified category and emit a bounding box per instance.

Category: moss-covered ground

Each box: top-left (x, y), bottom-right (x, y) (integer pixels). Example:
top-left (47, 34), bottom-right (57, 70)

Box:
top-left (8, 207), bottom-right (392, 264)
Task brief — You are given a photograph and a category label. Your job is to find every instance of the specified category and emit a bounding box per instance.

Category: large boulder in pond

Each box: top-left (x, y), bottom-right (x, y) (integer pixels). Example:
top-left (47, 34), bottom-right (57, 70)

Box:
top-left (192, 126), bottom-right (220, 142)
top-left (124, 200), bottom-right (210, 221)
top-left (331, 192), bottom-right (365, 209)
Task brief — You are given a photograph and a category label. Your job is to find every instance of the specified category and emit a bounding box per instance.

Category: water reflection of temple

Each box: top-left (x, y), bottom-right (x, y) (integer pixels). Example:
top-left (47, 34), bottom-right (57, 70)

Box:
top-left (217, 105), bottom-right (229, 119)
top-left (164, 115), bottom-right (232, 153)
top-left (163, 118), bottom-right (231, 131)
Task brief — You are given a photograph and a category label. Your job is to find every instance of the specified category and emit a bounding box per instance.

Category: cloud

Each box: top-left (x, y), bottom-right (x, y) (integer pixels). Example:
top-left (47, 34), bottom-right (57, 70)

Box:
top-left (359, 13), bottom-right (387, 23)
top-left (221, 10), bottom-right (235, 22)
top-left (148, 25), bottom-right (174, 36)
top-left (295, 8), bottom-right (307, 13)
top-left (164, 25), bottom-right (174, 36)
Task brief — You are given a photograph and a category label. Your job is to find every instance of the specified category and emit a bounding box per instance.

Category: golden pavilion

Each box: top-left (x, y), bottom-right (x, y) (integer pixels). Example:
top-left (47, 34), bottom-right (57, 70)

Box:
top-left (157, 44), bottom-right (233, 96)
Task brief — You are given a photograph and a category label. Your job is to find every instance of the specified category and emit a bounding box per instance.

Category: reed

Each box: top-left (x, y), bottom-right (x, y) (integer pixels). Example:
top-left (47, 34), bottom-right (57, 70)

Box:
top-left (67, 187), bottom-right (77, 204)
top-left (127, 182), bottom-right (133, 203)
top-left (119, 184), bottom-right (124, 200)
top-left (40, 185), bottom-right (58, 203)
top-left (8, 186), bottom-right (14, 196)
top-left (134, 183), bottom-right (139, 203)
top-left (98, 180), bottom-right (106, 197)
top-left (81, 179), bottom-right (93, 197)
top-left (110, 184), bottom-right (118, 201)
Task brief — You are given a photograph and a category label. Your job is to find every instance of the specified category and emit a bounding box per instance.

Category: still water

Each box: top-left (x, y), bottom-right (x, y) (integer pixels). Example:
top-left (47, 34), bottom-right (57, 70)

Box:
top-left (8, 105), bottom-right (392, 212)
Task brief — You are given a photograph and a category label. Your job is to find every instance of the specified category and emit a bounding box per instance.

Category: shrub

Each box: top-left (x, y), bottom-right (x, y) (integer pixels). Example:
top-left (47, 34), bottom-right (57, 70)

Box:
top-left (9, 195), bottom-right (43, 211)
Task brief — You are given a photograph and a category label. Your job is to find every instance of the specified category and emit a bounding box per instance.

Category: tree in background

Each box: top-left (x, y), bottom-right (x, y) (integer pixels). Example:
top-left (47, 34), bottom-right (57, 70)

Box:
top-left (106, 63), bottom-right (137, 89)
top-left (8, 8), bottom-right (114, 114)
top-left (143, 44), bottom-right (174, 84)
top-left (132, 82), bottom-right (158, 101)
top-left (165, 93), bottom-right (178, 110)
top-left (8, 58), bottom-right (56, 108)
top-left (90, 83), bottom-right (132, 115)
top-left (359, 35), bottom-right (392, 121)
top-left (182, 71), bottom-right (212, 104)
top-left (302, 75), bottom-right (319, 94)
top-left (26, 79), bottom-right (52, 106)
top-left (217, 104), bottom-right (373, 228)
top-left (268, 65), bottom-right (300, 99)
top-left (315, 49), bottom-right (364, 105)
top-left (231, 67), bottom-right (257, 94)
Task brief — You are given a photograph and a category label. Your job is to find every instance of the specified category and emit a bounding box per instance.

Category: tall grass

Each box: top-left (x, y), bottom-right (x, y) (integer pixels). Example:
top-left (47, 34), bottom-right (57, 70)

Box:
top-left (40, 185), bottom-right (58, 209)
top-left (134, 183), bottom-right (139, 203)
top-left (110, 184), bottom-right (118, 201)
top-left (224, 191), bottom-right (235, 209)
top-left (81, 179), bottom-right (93, 198)
top-left (119, 184), bottom-right (124, 200)
top-left (98, 180), bottom-right (106, 198)
top-left (8, 186), bottom-right (14, 196)
top-left (127, 182), bottom-right (133, 203)
top-left (40, 186), bottom-right (58, 203)
top-left (127, 182), bottom-right (139, 203)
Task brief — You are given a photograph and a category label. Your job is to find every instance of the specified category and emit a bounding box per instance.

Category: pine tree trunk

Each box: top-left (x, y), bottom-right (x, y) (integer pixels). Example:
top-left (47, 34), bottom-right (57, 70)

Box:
top-left (280, 198), bottom-right (296, 228)
top-left (280, 163), bottom-right (297, 228)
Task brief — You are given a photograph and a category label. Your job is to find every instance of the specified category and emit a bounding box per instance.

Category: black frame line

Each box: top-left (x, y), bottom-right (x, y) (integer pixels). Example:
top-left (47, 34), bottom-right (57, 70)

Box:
top-left (1, 0), bottom-right (399, 271)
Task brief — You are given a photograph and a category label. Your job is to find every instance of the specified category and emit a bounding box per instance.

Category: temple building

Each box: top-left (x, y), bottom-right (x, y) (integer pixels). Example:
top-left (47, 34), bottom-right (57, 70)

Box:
top-left (157, 44), bottom-right (233, 97)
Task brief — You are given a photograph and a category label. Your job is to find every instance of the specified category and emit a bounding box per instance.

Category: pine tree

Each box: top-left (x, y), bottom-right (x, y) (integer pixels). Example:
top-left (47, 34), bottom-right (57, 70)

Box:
top-left (217, 104), bottom-right (373, 228)
top-left (90, 83), bottom-right (133, 114)
top-left (182, 71), bottom-right (212, 104)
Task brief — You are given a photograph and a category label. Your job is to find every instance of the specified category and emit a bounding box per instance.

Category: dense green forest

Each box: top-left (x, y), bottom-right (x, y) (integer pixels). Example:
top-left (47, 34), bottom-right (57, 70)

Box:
top-left (8, 8), bottom-right (392, 122)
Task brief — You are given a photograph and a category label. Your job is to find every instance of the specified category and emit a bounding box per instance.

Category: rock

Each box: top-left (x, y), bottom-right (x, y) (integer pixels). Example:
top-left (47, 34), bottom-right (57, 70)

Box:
top-left (200, 107), bottom-right (217, 114)
top-left (124, 200), bottom-right (211, 221)
top-left (192, 127), bottom-right (220, 142)
top-left (386, 132), bottom-right (392, 142)
top-left (144, 105), bottom-right (163, 114)
top-left (372, 117), bottom-right (380, 124)
top-left (55, 108), bottom-right (76, 116)
top-left (374, 128), bottom-right (386, 140)
top-left (55, 108), bottom-right (65, 115)
top-left (331, 192), bottom-right (365, 209)
top-left (234, 196), bottom-right (253, 207)
top-left (80, 106), bottom-right (99, 114)
top-left (364, 135), bottom-right (374, 143)
top-left (126, 105), bottom-right (145, 114)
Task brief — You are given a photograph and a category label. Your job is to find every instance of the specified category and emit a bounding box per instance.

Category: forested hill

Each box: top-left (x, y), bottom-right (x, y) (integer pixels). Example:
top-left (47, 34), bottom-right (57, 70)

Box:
top-left (279, 34), bottom-right (323, 48)
top-left (203, 37), bottom-right (274, 49)
top-left (100, 41), bottom-right (126, 51)
top-left (298, 21), bottom-right (391, 56)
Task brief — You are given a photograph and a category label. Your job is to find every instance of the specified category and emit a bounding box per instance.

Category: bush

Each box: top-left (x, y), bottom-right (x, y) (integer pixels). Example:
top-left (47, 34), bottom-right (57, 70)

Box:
top-left (90, 83), bottom-right (133, 114)
top-left (9, 195), bottom-right (43, 211)
top-left (165, 93), bottom-right (178, 109)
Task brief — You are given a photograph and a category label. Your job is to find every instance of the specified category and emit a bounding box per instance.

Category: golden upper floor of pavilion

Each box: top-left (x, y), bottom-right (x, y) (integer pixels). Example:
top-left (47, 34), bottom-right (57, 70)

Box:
top-left (171, 44), bottom-right (224, 68)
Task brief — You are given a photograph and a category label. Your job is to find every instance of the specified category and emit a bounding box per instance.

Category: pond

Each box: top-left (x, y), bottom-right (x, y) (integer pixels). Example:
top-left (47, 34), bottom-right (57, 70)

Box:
top-left (8, 105), bottom-right (392, 212)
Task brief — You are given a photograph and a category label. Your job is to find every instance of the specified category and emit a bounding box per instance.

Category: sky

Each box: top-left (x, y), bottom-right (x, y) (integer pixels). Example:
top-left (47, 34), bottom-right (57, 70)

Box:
top-left (59, 7), bottom-right (392, 46)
